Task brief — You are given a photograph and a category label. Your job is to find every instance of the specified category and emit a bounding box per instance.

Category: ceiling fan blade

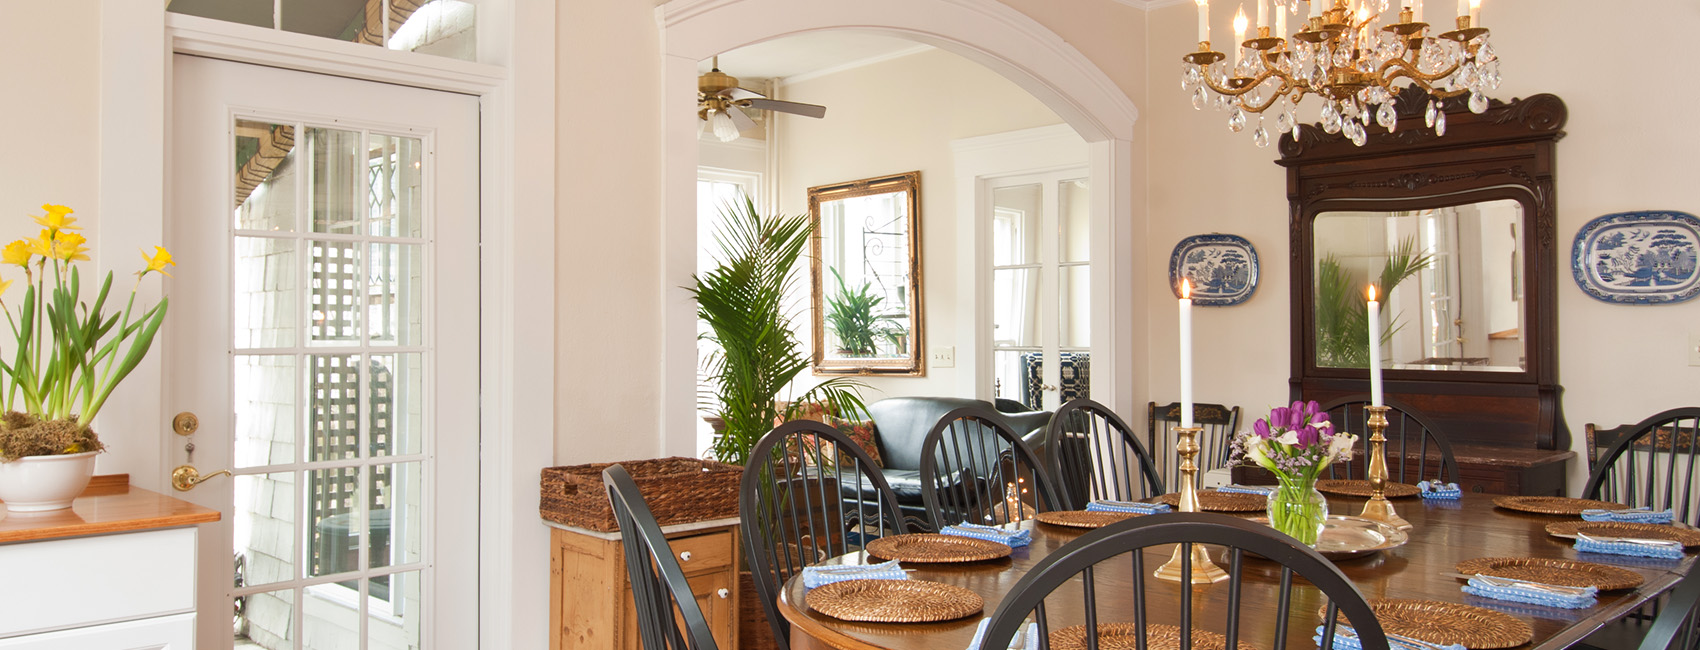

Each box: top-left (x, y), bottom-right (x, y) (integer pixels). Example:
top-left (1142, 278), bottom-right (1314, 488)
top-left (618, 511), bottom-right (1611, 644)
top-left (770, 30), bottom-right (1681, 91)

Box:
top-left (728, 106), bottom-right (758, 132)
top-left (727, 87), bottom-right (766, 101)
top-left (744, 98), bottom-right (827, 119)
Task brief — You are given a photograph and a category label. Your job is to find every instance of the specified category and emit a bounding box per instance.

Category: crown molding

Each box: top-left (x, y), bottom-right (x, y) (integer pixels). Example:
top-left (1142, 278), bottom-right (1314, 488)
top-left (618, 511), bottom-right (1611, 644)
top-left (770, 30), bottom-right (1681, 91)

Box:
top-left (1110, 0), bottom-right (1195, 9)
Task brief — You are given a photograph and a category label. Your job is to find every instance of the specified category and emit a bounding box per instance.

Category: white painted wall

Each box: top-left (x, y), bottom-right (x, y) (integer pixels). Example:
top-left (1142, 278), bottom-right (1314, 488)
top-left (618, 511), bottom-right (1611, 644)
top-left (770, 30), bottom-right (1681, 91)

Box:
top-left (1144, 0), bottom-right (1700, 490)
top-left (773, 48), bottom-right (1065, 401)
top-left (0, 3), bottom-right (101, 230)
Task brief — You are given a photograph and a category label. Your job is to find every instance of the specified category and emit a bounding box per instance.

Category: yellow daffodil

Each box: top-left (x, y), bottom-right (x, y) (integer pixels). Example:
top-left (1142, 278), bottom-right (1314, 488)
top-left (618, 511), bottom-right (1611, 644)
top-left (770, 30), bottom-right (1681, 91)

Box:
top-left (53, 232), bottom-right (89, 262)
top-left (28, 230), bottom-right (53, 259)
top-left (139, 246), bottom-right (176, 277)
top-left (31, 204), bottom-right (80, 234)
top-left (0, 278), bottom-right (12, 298)
top-left (2, 240), bottom-right (30, 268)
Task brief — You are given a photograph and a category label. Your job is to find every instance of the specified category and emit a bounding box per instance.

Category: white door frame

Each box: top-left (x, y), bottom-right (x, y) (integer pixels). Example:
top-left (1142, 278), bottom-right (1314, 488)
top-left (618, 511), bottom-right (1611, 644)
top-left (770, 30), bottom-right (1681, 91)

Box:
top-left (656, 0), bottom-right (1145, 457)
top-left (95, 3), bottom-right (556, 648)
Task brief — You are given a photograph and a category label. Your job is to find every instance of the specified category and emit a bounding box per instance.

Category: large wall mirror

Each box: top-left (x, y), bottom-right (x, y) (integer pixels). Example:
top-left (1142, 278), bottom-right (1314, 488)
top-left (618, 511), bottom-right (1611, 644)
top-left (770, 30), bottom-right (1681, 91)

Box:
top-left (1314, 199), bottom-right (1525, 373)
top-left (1281, 88), bottom-right (1568, 450)
top-left (809, 171), bottom-right (924, 375)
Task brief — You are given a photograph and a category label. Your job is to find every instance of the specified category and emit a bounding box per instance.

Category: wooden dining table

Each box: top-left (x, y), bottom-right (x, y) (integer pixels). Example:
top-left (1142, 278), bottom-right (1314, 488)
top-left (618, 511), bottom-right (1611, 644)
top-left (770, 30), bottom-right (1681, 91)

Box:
top-left (777, 492), bottom-right (1696, 650)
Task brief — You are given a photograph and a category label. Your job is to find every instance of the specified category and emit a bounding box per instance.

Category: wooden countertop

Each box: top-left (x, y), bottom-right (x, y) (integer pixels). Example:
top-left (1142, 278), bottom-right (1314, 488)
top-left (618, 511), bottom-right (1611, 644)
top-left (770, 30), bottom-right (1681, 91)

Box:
top-left (0, 474), bottom-right (220, 544)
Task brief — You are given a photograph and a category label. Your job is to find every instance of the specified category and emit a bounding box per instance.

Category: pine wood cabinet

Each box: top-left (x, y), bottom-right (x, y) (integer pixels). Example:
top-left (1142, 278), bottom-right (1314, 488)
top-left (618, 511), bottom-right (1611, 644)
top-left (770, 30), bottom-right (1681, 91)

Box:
top-left (548, 518), bottom-right (740, 650)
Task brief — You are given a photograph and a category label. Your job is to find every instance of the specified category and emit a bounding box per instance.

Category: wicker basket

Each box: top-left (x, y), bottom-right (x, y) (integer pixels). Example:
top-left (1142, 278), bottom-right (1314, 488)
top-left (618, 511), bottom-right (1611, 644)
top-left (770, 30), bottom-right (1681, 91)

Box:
top-left (539, 457), bottom-right (743, 532)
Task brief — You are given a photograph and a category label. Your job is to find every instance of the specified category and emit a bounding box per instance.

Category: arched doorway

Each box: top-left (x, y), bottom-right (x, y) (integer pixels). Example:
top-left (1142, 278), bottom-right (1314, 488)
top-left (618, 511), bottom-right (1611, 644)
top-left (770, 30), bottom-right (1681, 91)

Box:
top-left (657, 0), bottom-right (1146, 456)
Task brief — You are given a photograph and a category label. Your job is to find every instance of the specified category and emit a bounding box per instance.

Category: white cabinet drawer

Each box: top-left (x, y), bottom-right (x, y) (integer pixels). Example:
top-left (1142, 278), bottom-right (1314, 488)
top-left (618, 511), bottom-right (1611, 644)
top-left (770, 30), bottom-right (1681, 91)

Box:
top-left (0, 528), bottom-right (196, 638)
top-left (0, 612), bottom-right (194, 650)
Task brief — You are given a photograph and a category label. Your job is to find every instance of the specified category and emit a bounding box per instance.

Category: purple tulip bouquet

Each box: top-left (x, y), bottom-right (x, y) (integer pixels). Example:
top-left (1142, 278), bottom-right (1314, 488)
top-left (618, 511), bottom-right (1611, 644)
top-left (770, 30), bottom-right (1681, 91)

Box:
top-left (1228, 400), bottom-right (1358, 545)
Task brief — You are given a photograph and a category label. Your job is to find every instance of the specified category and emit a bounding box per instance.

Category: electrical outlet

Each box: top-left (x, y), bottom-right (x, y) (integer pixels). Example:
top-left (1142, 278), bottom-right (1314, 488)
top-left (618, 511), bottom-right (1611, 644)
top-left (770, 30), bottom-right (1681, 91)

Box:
top-left (930, 346), bottom-right (955, 368)
top-left (1690, 332), bottom-right (1700, 367)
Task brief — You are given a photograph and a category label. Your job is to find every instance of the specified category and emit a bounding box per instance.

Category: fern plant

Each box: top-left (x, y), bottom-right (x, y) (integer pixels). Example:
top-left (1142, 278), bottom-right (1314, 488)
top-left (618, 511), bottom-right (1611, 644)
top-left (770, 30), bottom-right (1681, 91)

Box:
top-left (824, 268), bottom-right (882, 357)
top-left (1314, 236), bottom-right (1434, 368)
top-left (690, 196), bottom-right (866, 466)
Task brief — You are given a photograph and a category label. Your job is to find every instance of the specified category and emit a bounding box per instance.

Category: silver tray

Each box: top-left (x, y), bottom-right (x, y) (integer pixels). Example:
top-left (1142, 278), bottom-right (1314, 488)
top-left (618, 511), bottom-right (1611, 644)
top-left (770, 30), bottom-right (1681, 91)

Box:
top-left (1250, 515), bottom-right (1409, 560)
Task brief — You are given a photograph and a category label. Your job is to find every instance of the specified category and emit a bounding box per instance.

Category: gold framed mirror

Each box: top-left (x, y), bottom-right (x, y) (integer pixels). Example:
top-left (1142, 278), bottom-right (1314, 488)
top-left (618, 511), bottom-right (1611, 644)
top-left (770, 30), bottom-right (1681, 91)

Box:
top-left (808, 171), bottom-right (923, 376)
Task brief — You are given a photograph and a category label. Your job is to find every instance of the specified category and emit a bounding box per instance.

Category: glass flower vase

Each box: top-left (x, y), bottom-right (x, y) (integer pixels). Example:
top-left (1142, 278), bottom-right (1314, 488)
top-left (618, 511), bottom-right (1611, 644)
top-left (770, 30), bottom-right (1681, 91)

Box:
top-left (1266, 478), bottom-right (1328, 547)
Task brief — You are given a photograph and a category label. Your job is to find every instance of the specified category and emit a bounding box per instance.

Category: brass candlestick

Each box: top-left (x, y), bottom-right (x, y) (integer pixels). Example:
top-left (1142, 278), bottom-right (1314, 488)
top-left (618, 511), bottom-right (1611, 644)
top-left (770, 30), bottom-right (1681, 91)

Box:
top-left (1357, 405), bottom-right (1412, 530)
top-left (1155, 426), bottom-right (1229, 583)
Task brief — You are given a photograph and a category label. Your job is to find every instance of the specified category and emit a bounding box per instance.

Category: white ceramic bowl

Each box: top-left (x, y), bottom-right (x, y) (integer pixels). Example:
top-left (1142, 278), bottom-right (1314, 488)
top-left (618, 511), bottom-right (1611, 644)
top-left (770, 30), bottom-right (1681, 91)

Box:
top-left (0, 451), bottom-right (99, 512)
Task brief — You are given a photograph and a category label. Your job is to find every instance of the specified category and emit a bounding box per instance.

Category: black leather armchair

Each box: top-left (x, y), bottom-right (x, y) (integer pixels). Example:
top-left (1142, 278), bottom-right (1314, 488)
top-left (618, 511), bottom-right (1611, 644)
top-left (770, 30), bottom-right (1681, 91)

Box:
top-left (859, 397), bottom-right (1051, 527)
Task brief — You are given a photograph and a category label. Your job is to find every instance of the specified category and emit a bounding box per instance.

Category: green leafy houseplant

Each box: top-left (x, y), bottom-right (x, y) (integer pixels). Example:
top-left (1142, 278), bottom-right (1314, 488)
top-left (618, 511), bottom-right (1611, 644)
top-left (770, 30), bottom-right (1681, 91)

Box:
top-left (1314, 236), bottom-right (1432, 369)
top-left (691, 196), bottom-right (866, 467)
top-left (0, 204), bottom-right (173, 461)
top-left (824, 268), bottom-right (882, 357)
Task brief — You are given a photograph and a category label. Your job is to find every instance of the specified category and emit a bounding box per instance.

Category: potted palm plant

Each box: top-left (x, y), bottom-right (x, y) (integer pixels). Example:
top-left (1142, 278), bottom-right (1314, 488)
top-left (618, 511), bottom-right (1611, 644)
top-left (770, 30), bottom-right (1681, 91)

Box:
top-left (1314, 236), bottom-right (1431, 368)
top-left (824, 268), bottom-right (883, 357)
top-left (692, 195), bottom-right (866, 467)
top-left (0, 204), bottom-right (172, 512)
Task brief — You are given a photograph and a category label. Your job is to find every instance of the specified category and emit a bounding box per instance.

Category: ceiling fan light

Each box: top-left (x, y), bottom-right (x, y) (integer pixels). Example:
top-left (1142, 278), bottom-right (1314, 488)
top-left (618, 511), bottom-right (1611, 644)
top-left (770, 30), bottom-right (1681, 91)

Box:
top-left (710, 109), bottom-right (741, 142)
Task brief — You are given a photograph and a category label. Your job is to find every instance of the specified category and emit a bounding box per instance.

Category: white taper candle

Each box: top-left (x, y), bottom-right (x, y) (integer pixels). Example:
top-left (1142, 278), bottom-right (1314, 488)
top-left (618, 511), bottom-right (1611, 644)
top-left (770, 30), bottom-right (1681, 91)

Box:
top-left (1309, 0), bottom-right (1323, 18)
top-left (1180, 279), bottom-right (1194, 428)
top-left (1198, 0), bottom-right (1210, 42)
top-left (1367, 285), bottom-right (1384, 407)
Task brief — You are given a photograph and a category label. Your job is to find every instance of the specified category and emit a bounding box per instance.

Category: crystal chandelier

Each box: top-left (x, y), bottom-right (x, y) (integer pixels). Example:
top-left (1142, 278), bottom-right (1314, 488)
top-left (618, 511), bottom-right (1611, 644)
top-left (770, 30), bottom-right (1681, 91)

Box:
top-left (1182, 0), bottom-right (1500, 147)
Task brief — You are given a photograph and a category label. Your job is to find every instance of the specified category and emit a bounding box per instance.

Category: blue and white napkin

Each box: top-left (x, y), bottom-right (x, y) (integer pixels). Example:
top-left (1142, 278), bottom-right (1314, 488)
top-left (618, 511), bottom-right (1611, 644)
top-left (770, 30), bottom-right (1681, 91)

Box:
top-left (1085, 499), bottom-right (1172, 515)
top-left (1460, 575), bottom-right (1597, 609)
top-left (1574, 532), bottom-right (1685, 560)
top-left (800, 560), bottom-right (909, 589)
top-left (1417, 481), bottom-right (1461, 501)
top-left (1581, 508), bottom-right (1675, 524)
top-left (942, 522), bottom-right (1031, 547)
top-left (1314, 625), bottom-right (1467, 650)
top-left (964, 618), bottom-right (1040, 650)
top-left (1217, 484), bottom-right (1278, 496)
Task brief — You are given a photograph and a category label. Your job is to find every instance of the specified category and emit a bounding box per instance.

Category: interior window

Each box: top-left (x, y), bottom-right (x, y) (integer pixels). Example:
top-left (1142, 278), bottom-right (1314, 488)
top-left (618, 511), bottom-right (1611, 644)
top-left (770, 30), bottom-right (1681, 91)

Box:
top-left (168, 0), bottom-right (477, 62)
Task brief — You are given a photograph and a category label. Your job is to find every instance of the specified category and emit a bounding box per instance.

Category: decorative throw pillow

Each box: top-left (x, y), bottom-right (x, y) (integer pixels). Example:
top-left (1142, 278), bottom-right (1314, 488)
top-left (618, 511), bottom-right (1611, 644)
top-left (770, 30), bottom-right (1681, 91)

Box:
top-left (824, 415), bottom-right (883, 468)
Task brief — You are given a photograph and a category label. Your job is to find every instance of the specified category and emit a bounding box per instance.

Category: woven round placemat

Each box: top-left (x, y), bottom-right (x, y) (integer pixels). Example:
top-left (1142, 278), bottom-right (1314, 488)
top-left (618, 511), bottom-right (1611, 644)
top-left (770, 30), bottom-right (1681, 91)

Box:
top-left (1316, 479), bottom-right (1420, 499)
top-left (1047, 623), bottom-right (1258, 650)
top-left (1156, 489), bottom-right (1267, 512)
top-left (1035, 510), bottom-right (1141, 529)
top-left (1324, 599), bottom-right (1532, 649)
top-left (1545, 521), bottom-right (1700, 547)
top-left (864, 533), bottom-right (1012, 563)
top-left (1492, 495), bottom-right (1625, 516)
top-left (805, 579), bottom-right (983, 623)
top-left (1454, 557), bottom-right (1643, 591)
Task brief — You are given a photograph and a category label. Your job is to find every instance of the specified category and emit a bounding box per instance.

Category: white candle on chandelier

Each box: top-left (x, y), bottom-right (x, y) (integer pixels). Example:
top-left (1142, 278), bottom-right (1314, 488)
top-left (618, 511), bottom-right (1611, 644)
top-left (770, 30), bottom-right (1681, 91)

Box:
top-left (1309, 0), bottom-right (1323, 18)
top-left (1257, 0), bottom-right (1268, 28)
top-left (1367, 285), bottom-right (1384, 407)
top-left (1401, 0), bottom-right (1412, 8)
top-left (1415, 0), bottom-right (1423, 23)
top-left (1197, 0), bottom-right (1210, 42)
top-left (1232, 6), bottom-right (1247, 66)
top-left (1275, 6), bottom-right (1286, 38)
top-left (1179, 279), bottom-right (1194, 428)
top-left (1457, 0), bottom-right (1468, 19)
top-left (1469, 0), bottom-right (1480, 23)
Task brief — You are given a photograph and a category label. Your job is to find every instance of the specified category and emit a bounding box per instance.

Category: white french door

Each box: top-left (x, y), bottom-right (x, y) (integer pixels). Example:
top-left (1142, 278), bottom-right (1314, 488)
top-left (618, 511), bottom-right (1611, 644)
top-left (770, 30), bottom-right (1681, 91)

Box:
top-left (988, 171), bottom-right (1091, 411)
top-left (167, 55), bottom-right (479, 649)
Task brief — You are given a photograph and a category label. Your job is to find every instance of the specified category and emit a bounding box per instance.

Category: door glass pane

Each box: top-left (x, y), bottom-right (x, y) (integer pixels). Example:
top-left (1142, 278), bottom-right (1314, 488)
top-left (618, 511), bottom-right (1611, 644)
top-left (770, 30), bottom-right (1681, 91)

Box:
top-left (308, 127), bottom-right (362, 234)
top-left (1059, 178), bottom-right (1090, 263)
top-left (371, 570), bottom-right (424, 648)
top-left (235, 120), bottom-right (299, 232)
top-left (303, 583), bottom-right (363, 648)
top-left (312, 240), bottom-right (362, 343)
top-left (991, 184), bottom-right (1041, 266)
top-left (370, 353), bottom-right (423, 457)
top-left (236, 355), bottom-right (298, 468)
top-left (168, 0), bottom-right (274, 28)
top-left (235, 237), bottom-right (299, 349)
top-left (368, 244), bottom-right (423, 346)
top-left (235, 472), bottom-right (296, 587)
top-left (371, 462), bottom-right (422, 569)
top-left (993, 268), bottom-right (1040, 347)
top-left (309, 466), bottom-right (363, 578)
top-left (281, 0), bottom-right (374, 44)
top-left (993, 350), bottom-right (1038, 410)
top-left (367, 133), bottom-right (424, 238)
top-left (235, 587), bottom-right (295, 650)
top-left (1060, 265), bottom-right (1090, 348)
top-left (388, 0), bottom-right (478, 61)
top-left (310, 354), bottom-right (362, 463)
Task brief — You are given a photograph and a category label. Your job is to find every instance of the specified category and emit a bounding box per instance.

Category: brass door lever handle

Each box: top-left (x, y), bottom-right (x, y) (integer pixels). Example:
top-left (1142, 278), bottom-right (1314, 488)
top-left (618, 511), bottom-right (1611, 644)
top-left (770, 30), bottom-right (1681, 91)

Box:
top-left (171, 465), bottom-right (232, 491)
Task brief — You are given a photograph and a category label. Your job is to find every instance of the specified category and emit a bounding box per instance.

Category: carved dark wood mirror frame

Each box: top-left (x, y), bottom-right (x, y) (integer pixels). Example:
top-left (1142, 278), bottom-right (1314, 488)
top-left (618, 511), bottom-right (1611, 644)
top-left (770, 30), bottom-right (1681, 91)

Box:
top-left (1278, 88), bottom-right (1568, 450)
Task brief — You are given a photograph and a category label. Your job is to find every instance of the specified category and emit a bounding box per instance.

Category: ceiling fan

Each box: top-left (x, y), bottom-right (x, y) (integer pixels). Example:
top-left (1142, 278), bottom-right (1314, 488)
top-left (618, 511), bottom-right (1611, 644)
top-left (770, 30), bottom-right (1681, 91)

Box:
top-left (698, 56), bottom-right (827, 142)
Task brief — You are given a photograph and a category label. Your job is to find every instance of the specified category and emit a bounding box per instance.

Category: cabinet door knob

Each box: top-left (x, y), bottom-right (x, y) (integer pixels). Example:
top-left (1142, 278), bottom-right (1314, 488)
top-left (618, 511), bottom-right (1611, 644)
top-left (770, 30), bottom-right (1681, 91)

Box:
top-left (679, 551), bottom-right (693, 562)
top-left (717, 588), bottom-right (730, 599)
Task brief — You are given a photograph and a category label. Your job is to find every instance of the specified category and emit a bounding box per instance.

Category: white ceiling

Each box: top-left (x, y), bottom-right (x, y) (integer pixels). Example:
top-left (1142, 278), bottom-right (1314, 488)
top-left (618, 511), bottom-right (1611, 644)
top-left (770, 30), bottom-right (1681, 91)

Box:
top-left (697, 31), bottom-right (930, 82)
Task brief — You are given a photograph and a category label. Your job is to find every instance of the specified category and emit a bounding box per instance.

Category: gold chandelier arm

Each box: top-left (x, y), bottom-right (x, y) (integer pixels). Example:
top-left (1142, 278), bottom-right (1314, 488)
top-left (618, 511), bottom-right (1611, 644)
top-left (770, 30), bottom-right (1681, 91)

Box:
top-left (1376, 59), bottom-right (1469, 100)
top-left (1238, 78), bottom-right (1300, 113)
top-left (1200, 68), bottom-right (1285, 99)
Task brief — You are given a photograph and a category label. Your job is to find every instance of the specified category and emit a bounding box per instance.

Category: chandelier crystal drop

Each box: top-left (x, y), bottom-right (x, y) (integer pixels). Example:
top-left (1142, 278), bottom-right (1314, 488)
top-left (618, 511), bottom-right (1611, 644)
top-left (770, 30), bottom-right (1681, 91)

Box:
top-left (1182, 0), bottom-right (1500, 147)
